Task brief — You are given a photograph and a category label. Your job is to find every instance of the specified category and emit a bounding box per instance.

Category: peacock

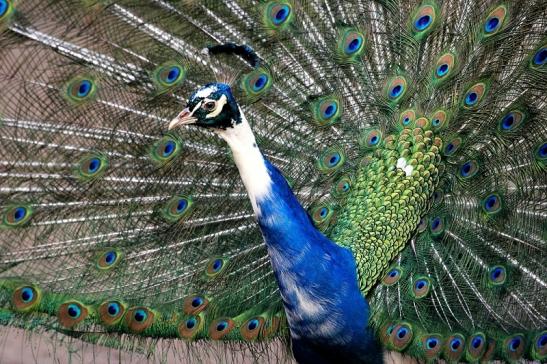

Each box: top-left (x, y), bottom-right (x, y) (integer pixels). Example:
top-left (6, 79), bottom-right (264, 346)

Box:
top-left (0, 0), bottom-right (545, 363)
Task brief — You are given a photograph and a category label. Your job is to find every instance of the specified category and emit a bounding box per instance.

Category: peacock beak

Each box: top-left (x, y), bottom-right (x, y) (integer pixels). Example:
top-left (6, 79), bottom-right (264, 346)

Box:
top-left (169, 108), bottom-right (197, 130)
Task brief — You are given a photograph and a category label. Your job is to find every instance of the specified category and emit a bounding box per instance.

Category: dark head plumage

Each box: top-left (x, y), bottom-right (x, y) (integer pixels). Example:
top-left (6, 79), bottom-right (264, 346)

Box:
top-left (169, 83), bottom-right (241, 130)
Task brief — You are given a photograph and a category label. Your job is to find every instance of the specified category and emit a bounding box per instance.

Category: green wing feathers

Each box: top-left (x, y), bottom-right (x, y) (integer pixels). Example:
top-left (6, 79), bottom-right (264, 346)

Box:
top-left (0, 0), bottom-right (545, 363)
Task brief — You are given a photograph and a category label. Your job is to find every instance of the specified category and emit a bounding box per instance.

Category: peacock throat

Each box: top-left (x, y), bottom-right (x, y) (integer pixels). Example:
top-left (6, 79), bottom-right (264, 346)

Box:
top-left (332, 125), bottom-right (443, 293)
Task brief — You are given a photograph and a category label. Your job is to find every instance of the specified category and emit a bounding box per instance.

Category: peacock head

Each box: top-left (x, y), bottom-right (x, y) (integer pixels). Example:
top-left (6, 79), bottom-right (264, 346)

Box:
top-left (169, 83), bottom-right (241, 131)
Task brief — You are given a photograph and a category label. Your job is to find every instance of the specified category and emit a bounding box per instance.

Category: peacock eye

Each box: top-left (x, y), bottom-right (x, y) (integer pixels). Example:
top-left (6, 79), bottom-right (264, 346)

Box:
top-left (203, 101), bottom-right (216, 111)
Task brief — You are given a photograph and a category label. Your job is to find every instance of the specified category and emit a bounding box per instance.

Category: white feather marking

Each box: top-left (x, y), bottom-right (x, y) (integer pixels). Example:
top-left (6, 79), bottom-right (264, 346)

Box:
top-left (193, 85), bottom-right (218, 100)
top-left (396, 157), bottom-right (413, 176)
top-left (403, 165), bottom-right (414, 176)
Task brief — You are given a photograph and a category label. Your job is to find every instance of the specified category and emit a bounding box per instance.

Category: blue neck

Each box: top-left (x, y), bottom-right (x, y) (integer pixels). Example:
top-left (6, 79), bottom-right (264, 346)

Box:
top-left (254, 159), bottom-right (382, 363)
top-left (219, 120), bottom-right (381, 363)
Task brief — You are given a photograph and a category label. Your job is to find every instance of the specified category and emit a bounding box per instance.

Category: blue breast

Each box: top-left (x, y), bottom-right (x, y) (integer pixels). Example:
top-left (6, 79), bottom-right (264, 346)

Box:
top-left (255, 159), bottom-right (381, 363)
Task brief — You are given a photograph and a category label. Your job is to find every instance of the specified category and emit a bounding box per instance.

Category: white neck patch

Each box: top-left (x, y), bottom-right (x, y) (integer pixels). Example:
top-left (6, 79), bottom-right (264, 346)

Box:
top-left (217, 109), bottom-right (272, 215)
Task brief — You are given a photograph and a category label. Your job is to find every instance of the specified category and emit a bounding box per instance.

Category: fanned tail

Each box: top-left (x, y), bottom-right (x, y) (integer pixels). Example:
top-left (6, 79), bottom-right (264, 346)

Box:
top-left (0, 0), bottom-right (545, 363)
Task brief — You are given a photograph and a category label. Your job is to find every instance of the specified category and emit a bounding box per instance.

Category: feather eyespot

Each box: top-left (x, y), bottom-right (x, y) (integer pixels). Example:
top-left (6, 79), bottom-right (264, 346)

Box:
top-left (317, 147), bottom-right (346, 173)
top-left (12, 285), bottom-right (41, 312)
top-left (385, 76), bottom-right (407, 101)
top-left (430, 110), bottom-right (448, 130)
top-left (499, 110), bottom-right (525, 132)
top-left (125, 307), bottom-right (154, 333)
top-left (58, 301), bottom-right (88, 328)
top-left (210, 318), bottom-right (235, 340)
top-left (459, 160), bottom-right (479, 179)
top-left (462, 82), bottom-right (488, 109)
top-left (482, 6), bottom-right (507, 37)
top-left (20, 288), bottom-right (33, 302)
top-left (488, 265), bottom-right (506, 286)
top-left (338, 29), bottom-right (366, 58)
top-left (450, 336), bottom-right (463, 351)
top-left (534, 141), bottom-right (547, 162)
top-left (253, 74), bottom-right (268, 92)
top-left (165, 66), bottom-right (180, 83)
top-left (241, 317), bottom-right (265, 341)
top-left (179, 315), bottom-right (203, 339)
top-left (185, 316), bottom-right (197, 329)
top-left (99, 300), bottom-right (125, 325)
top-left (310, 204), bottom-right (335, 228)
top-left (152, 62), bottom-right (186, 91)
top-left (389, 323), bottom-right (413, 351)
top-left (76, 153), bottom-right (108, 180)
top-left (504, 334), bottom-right (525, 360)
top-left (311, 96), bottom-right (341, 126)
top-left (399, 110), bottom-right (416, 127)
top-left (533, 47), bottom-right (546, 67)
top-left (96, 249), bottom-right (122, 270)
top-left (77, 80), bottom-right (92, 97)
top-left (162, 195), bottom-right (193, 222)
top-left (380, 323), bottom-right (395, 345)
top-left (420, 334), bottom-right (443, 359)
top-left (150, 135), bottom-right (182, 165)
top-left (415, 117), bottom-right (429, 129)
top-left (64, 76), bottom-right (97, 104)
top-left (107, 302), bottom-right (120, 316)
top-left (382, 267), bottom-right (402, 286)
top-left (411, 277), bottom-right (431, 299)
top-left (3, 205), bottom-right (33, 227)
top-left (264, 2), bottom-right (293, 29)
top-left (436, 63), bottom-right (448, 77)
top-left (241, 68), bottom-right (272, 98)
top-left (183, 295), bottom-right (209, 315)
top-left (411, 4), bottom-right (438, 38)
top-left (532, 331), bottom-right (547, 360)
top-left (482, 193), bottom-right (502, 215)
top-left (466, 333), bottom-right (486, 361)
top-left (429, 216), bottom-right (445, 236)
top-left (360, 129), bottom-right (383, 149)
top-left (426, 337), bottom-right (439, 349)
top-left (443, 137), bottom-right (461, 156)
top-left (466, 93), bottom-right (477, 105)
top-left (415, 14), bottom-right (432, 31)
top-left (444, 334), bottom-right (465, 361)
top-left (332, 175), bottom-right (352, 198)
top-left (206, 257), bottom-right (228, 277)
top-left (322, 101), bottom-right (337, 118)
top-left (0, 0), bottom-right (14, 20)
top-left (432, 52), bottom-right (457, 84)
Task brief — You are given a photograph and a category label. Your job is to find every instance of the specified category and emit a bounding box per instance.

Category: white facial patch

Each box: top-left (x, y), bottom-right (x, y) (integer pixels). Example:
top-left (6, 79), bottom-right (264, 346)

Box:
top-left (185, 101), bottom-right (202, 119)
top-left (192, 85), bottom-right (218, 100)
top-left (205, 94), bottom-right (228, 119)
